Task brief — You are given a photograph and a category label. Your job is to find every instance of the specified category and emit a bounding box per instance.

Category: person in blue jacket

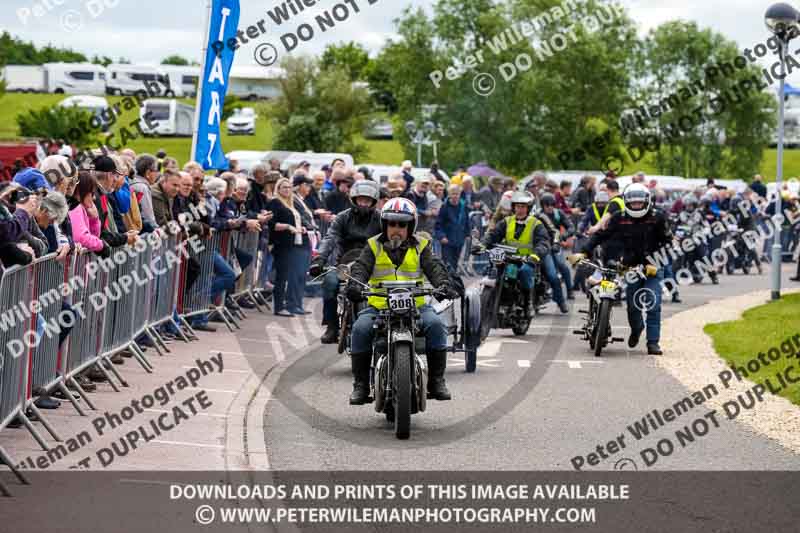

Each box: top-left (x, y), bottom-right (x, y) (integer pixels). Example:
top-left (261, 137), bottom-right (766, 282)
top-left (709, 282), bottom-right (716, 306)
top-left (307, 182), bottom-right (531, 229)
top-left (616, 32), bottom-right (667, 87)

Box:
top-left (435, 184), bottom-right (471, 271)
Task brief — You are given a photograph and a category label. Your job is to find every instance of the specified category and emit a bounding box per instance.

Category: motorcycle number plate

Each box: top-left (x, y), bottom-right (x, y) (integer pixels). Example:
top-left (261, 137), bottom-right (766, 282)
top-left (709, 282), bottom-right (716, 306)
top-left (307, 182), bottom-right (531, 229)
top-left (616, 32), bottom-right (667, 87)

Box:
top-left (388, 292), bottom-right (415, 312)
top-left (505, 263), bottom-right (518, 280)
top-left (598, 280), bottom-right (616, 294)
top-left (489, 248), bottom-right (506, 262)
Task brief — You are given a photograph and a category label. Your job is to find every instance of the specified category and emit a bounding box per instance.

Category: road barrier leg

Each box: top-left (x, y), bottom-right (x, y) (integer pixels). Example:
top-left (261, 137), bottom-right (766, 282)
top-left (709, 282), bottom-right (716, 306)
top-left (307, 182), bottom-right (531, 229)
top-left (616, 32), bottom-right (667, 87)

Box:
top-left (57, 381), bottom-right (86, 416)
top-left (70, 376), bottom-right (98, 410)
top-left (96, 358), bottom-right (121, 393)
top-left (18, 411), bottom-right (49, 451)
top-left (0, 444), bottom-right (29, 485)
top-left (247, 289), bottom-right (265, 313)
top-left (149, 327), bottom-right (171, 353)
top-left (102, 359), bottom-right (129, 388)
top-left (144, 329), bottom-right (166, 357)
top-left (129, 344), bottom-right (153, 373)
top-left (176, 316), bottom-right (198, 342)
top-left (217, 307), bottom-right (238, 332)
top-left (26, 403), bottom-right (61, 442)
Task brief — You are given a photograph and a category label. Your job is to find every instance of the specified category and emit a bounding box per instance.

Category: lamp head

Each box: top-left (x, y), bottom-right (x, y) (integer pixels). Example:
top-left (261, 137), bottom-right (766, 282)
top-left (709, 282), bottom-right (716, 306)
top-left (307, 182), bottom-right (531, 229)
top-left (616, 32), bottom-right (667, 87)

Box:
top-left (404, 121), bottom-right (417, 136)
top-left (765, 3), bottom-right (800, 40)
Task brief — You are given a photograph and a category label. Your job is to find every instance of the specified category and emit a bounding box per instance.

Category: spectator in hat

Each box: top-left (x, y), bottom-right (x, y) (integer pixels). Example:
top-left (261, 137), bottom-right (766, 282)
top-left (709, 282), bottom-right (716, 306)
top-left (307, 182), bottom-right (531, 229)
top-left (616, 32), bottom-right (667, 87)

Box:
top-left (131, 154), bottom-right (159, 232)
top-left (13, 167), bottom-right (52, 192)
top-left (436, 184), bottom-right (471, 270)
top-left (93, 156), bottom-right (138, 252)
top-left (429, 160), bottom-right (446, 183)
top-left (320, 164), bottom-right (334, 194)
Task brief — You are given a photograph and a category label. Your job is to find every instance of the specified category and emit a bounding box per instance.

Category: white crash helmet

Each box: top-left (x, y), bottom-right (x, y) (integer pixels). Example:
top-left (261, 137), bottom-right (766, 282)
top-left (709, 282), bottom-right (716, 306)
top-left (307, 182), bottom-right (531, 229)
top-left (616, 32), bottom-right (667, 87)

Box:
top-left (510, 191), bottom-right (534, 209)
top-left (622, 183), bottom-right (652, 218)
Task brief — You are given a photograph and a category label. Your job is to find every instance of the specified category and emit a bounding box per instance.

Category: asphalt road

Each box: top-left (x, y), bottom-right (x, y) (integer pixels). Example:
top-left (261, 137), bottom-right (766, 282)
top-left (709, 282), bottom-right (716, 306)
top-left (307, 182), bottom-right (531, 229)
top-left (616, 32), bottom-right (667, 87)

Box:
top-left (258, 265), bottom-right (800, 471)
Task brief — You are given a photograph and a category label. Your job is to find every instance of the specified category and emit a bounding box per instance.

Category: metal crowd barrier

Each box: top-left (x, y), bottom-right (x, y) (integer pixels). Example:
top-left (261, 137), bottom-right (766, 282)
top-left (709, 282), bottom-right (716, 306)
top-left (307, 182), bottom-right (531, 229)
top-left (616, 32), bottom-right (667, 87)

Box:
top-left (0, 226), bottom-right (274, 493)
top-left (228, 230), bottom-right (267, 311)
top-left (177, 230), bottom-right (238, 331)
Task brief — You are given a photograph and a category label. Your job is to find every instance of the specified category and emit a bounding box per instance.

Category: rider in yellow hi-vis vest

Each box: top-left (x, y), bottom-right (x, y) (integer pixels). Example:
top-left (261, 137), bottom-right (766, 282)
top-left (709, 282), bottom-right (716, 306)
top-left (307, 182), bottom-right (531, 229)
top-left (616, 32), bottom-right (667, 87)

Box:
top-left (345, 197), bottom-right (460, 405)
top-left (480, 191), bottom-right (551, 310)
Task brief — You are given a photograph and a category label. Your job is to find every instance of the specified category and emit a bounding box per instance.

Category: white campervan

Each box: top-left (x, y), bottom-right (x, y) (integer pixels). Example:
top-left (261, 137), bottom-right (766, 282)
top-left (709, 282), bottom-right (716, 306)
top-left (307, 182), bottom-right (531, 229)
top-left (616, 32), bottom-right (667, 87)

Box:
top-left (160, 65), bottom-right (200, 97)
top-left (106, 64), bottom-right (183, 98)
top-left (43, 63), bottom-right (107, 95)
top-left (139, 99), bottom-right (195, 136)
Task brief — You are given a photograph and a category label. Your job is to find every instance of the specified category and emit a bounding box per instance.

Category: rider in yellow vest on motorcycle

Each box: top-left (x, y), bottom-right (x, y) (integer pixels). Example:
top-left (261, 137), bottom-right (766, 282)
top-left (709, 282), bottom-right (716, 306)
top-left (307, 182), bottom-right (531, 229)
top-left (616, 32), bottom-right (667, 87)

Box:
top-left (480, 191), bottom-right (551, 310)
top-left (346, 198), bottom-right (460, 405)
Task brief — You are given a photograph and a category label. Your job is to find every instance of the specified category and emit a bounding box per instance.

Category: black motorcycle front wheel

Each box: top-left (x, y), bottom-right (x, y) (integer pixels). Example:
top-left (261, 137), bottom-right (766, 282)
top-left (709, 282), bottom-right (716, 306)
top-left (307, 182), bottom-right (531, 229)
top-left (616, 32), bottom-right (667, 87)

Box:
top-left (593, 299), bottom-right (612, 358)
top-left (393, 344), bottom-right (412, 440)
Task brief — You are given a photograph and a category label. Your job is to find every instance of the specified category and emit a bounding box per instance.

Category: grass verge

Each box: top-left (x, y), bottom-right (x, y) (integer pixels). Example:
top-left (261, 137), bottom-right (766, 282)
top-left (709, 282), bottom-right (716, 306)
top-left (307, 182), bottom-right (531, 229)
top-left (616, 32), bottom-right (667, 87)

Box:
top-left (704, 292), bottom-right (800, 406)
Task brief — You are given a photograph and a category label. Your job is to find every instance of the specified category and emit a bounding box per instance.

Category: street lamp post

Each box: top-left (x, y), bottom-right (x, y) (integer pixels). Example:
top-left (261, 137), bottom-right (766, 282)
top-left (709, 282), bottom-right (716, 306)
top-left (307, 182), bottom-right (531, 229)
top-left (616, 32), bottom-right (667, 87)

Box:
top-left (405, 120), bottom-right (438, 168)
top-left (765, 2), bottom-right (800, 300)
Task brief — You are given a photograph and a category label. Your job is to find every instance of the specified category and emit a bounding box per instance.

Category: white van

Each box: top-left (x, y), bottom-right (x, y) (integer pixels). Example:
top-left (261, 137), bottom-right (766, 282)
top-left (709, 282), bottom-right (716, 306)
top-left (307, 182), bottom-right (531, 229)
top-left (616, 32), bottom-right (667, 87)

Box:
top-left (139, 99), bottom-right (195, 136)
top-left (106, 64), bottom-right (183, 98)
top-left (1, 65), bottom-right (45, 92)
top-left (44, 63), bottom-right (107, 95)
top-left (160, 65), bottom-right (200, 97)
top-left (280, 152), bottom-right (354, 175)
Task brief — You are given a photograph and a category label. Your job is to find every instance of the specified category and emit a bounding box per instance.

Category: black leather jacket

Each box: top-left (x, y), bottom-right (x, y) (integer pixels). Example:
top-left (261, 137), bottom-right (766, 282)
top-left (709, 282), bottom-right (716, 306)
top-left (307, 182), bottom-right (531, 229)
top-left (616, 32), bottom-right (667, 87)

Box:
top-left (316, 208), bottom-right (382, 265)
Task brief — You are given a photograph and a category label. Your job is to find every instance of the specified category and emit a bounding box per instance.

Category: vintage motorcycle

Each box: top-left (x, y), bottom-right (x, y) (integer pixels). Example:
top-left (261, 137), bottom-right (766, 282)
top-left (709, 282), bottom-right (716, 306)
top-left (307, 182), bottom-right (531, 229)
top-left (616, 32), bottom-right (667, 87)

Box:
top-left (361, 280), bottom-right (444, 440)
top-left (475, 244), bottom-right (542, 338)
top-left (572, 258), bottom-right (628, 357)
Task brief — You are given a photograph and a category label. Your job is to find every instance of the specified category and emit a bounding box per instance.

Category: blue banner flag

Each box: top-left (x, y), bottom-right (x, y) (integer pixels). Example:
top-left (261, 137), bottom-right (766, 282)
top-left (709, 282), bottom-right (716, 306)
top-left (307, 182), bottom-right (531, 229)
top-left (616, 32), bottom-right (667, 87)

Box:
top-left (193, 0), bottom-right (240, 170)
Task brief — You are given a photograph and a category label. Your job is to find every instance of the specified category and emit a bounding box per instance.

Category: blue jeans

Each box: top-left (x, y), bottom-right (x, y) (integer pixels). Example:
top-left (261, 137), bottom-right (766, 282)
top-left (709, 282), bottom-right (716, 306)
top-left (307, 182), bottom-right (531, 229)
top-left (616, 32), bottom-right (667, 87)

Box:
top-left (541, 255), bottom-right (565, 304)
top-left (351, 304), bottom-right (448, 355)
top-left (625, 269), bottom-right (663, 343)
top-left (321, 269), bottom-right (340, 326)
top-left (258, 247), bottom-right (273, 285)
top-left (210, 252), bottom-right (236, 301)
top-left (517, 263), bottom-right (535, 290)
top-left (441, 244), bottom-right (462, 272)
top-left (273, 244), bottom-right (310, 313)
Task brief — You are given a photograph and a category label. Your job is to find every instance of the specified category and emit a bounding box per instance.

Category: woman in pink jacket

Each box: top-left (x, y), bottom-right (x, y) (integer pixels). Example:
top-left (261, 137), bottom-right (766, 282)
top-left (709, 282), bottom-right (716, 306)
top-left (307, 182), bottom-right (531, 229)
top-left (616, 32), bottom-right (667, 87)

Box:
top-left (69, 172), bottom-right (106, 253)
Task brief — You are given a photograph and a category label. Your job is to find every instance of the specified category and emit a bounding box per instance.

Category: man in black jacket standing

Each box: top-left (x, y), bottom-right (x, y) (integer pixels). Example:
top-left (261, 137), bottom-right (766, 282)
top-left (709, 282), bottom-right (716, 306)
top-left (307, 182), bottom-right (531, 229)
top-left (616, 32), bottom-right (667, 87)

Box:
top-left (309, 179), bottom-right (382, 344)
top-left (570, 184), bottom-right (672, 355)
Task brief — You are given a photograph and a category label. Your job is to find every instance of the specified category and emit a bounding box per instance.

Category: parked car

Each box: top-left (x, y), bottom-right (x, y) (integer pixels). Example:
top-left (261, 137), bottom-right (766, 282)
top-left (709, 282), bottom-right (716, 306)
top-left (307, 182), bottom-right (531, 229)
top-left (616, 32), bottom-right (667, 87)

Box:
top-left (364, 118), bottom-right (394, 139)
top-left (227, 107), bottom-right (257, 135)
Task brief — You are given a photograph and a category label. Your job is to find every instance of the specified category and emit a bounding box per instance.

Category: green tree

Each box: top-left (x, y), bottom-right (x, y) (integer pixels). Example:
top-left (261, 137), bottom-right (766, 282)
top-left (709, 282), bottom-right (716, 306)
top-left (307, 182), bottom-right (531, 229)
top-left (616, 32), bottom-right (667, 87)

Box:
top-left (91, 55), bottom-right (114, 67)
top-left (0, 32), bottom-right (86, 64)
top-left (320, 42), bottom-right (370, 81)
top-left (16, 105), bottom-right (100, 146)
top-left (161, 55), bottom-right (190, 66)
top-left (268, 55), bottom-right (371, 159)
top-left (640, 21), bottom-right (775, 179)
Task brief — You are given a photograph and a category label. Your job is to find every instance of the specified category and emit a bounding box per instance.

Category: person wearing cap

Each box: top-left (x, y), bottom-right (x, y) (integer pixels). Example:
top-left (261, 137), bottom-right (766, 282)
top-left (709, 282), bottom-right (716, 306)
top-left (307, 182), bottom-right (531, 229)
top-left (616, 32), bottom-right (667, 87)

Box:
top-left (429, 160), bottom-right (446, 184)
top-left (320, 164), bottom-right (335, 194)
top-left (569, 184), bottom-right (672, 355)
top-left (324, 169), bottom-right (353, 215)
top-left (480, 191), bottom-right (550, 314)
top-left (309, 179), bottom-right (382, 344)
top-left (538, 193), bottom-right (576, 308)
top-left (478, 175), bottom-right (504, 213)
top-left (13, 167), bottom-right (52, 193)
top-left (92, 155), bottom-right (139, 251)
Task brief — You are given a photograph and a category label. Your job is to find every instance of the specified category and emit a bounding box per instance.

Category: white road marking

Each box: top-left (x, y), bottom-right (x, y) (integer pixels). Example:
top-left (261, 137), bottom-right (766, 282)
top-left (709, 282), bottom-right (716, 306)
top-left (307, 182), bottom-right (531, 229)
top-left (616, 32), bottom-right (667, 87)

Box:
top-left (568, 361), bottom-right (582, 369)
top-left (143, 409), bottom-right (229, 419)
top-left (183, 365), bottom-right (251, 374)
top-left (208, 350), bottom-right (274, 358)
top-left (517, 360), bottom-right (531, 368)
top-left (477, 359), bottom-right (501, 367)
top-left (150, 440), bottom-right (225, 449)
top-left (548, 360), bottom-right (605, 367)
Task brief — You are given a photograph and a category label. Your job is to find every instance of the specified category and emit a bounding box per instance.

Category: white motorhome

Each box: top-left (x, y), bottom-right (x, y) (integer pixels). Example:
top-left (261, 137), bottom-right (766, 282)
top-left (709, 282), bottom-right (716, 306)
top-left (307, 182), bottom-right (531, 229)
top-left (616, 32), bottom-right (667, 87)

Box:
top-left (44, 63), bottom-right (107, 95)
top-left (229, 66), bottom-right (283, 101)
top-left (106, 64), bottom-right (183, 98)
top-left (1, 65), bottom-right (45, 92)
top-left (280, 152), bottom-right (354, 174)
top-left (139, 99), bottom-right (194, 136)
top-left (160, 65), bottom-right (200, 97)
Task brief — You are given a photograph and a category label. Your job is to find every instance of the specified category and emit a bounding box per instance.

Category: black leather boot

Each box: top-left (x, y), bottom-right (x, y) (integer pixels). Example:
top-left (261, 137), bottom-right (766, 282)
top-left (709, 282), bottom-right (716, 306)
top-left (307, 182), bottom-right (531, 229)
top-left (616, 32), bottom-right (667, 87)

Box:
top-left (349, 352), bottom-right (372, 405)
top-left (321, 325), bottom-right (339, 344)
top-left (427, 350), bottom-right (452, 400)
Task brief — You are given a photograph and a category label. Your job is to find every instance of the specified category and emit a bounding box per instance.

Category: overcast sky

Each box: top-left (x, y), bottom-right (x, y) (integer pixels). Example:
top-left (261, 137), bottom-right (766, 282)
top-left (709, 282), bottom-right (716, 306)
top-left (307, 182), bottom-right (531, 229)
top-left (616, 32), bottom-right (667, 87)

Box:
top-left (2, 0), bottom-right (795, 83)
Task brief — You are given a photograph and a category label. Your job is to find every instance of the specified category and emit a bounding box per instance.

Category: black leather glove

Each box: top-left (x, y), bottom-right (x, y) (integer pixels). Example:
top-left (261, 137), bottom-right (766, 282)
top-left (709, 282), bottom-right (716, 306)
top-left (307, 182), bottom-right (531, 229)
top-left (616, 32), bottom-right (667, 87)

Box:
top-left (471, 243), bottom-right (486, 255)
top-left (346, 282), bottom-right (364, 303)
top-left (434, 284), bottom-right (459, 302)
top-left (308, 257), bottom-right (325, 278)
